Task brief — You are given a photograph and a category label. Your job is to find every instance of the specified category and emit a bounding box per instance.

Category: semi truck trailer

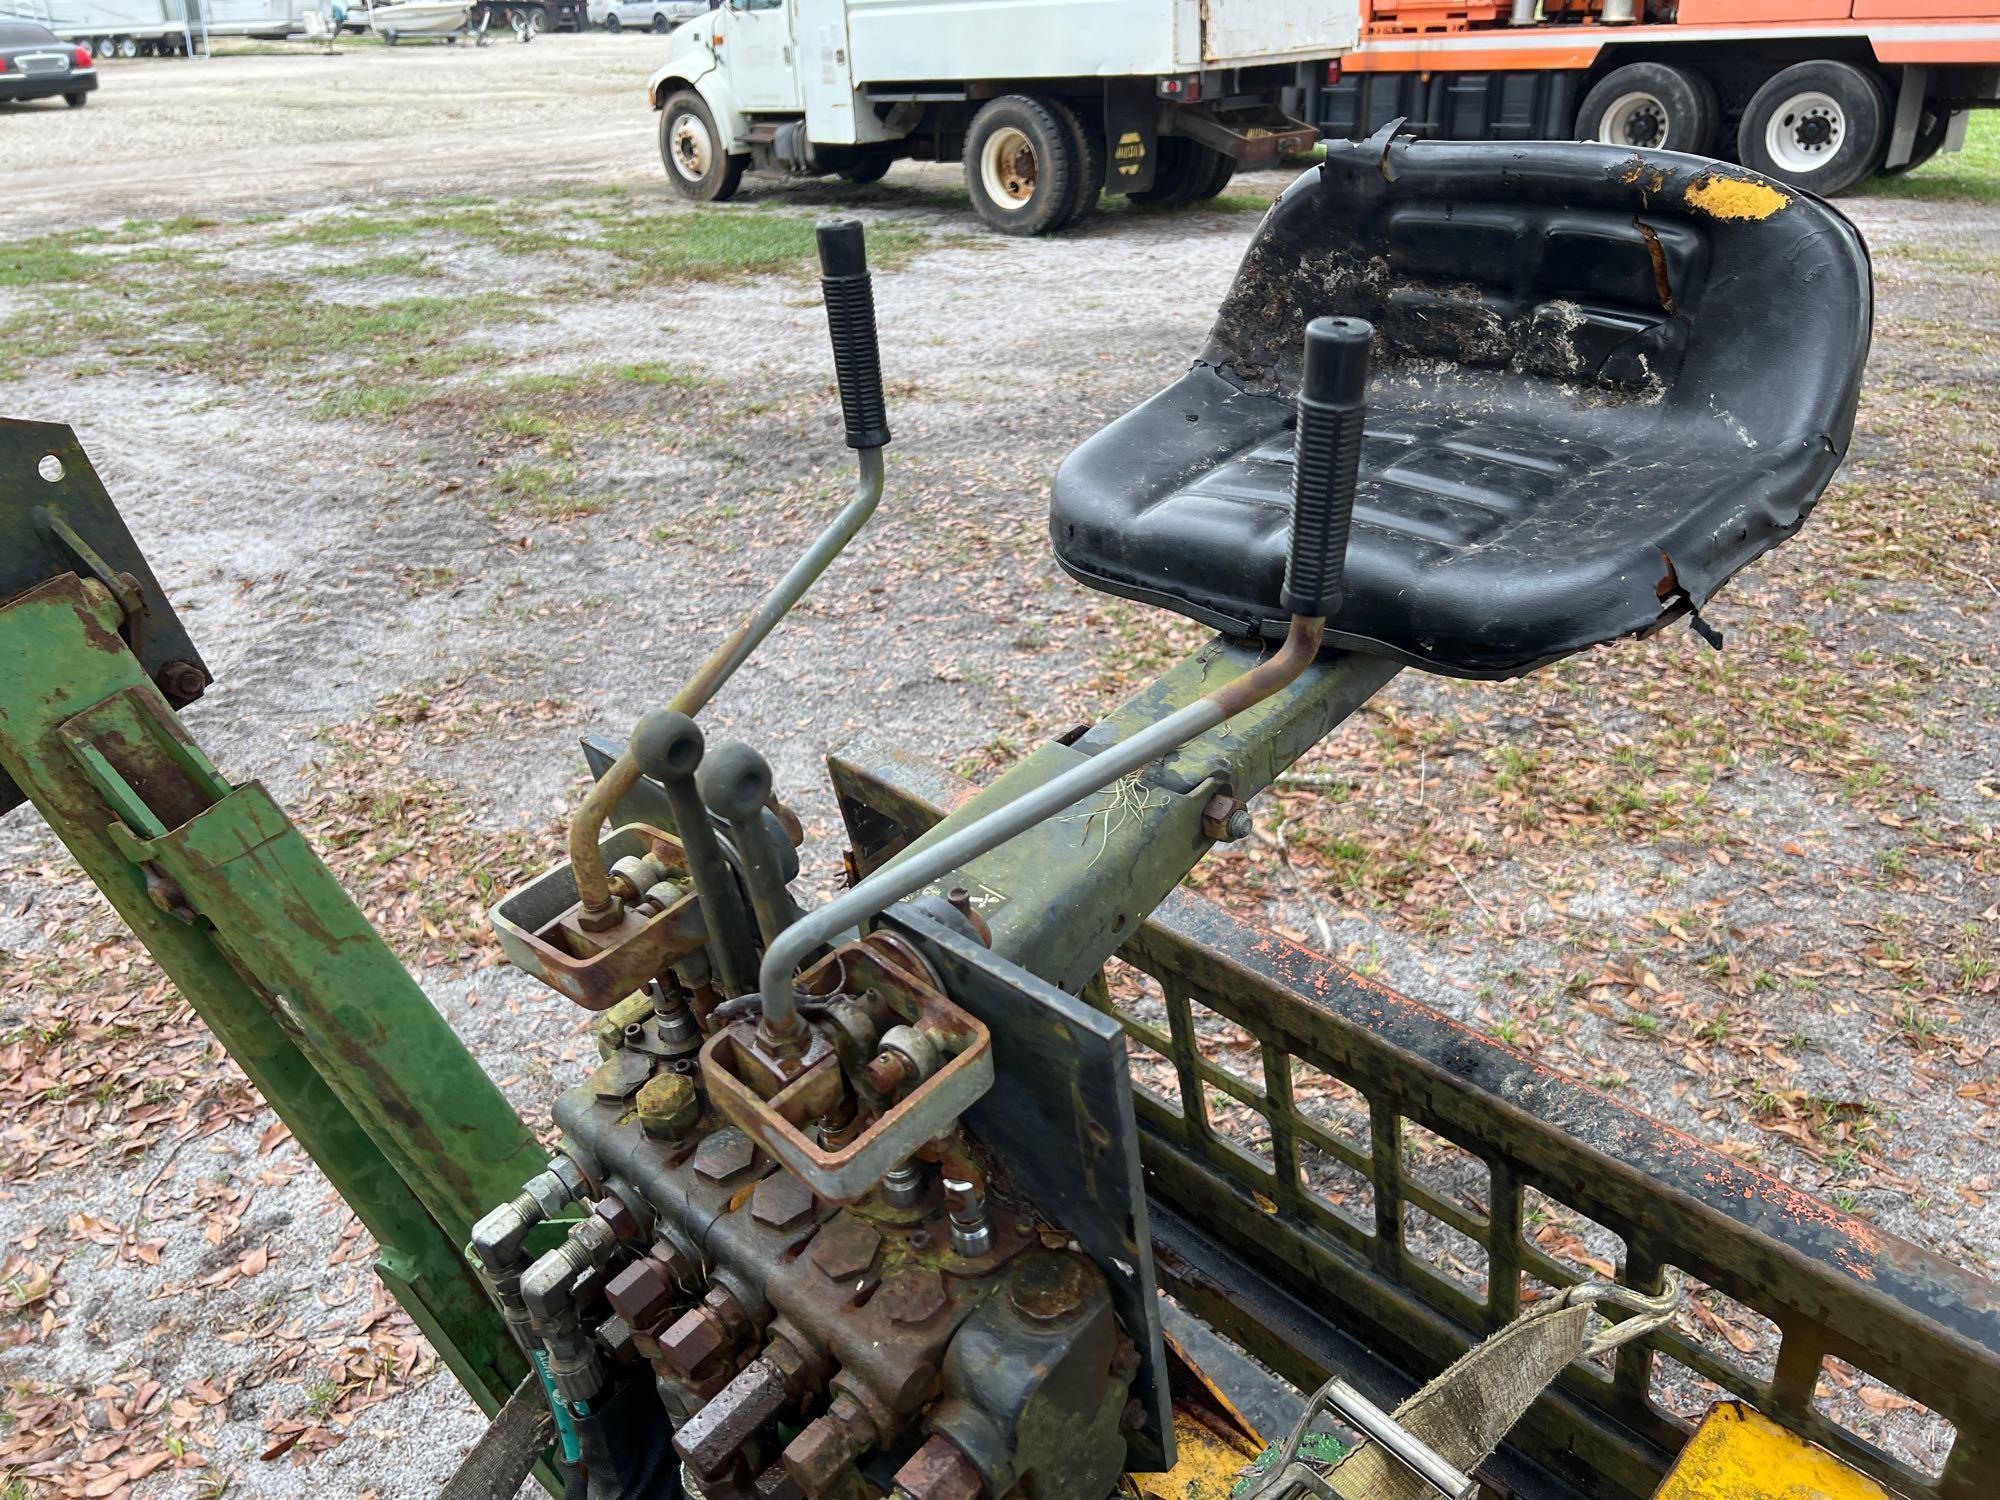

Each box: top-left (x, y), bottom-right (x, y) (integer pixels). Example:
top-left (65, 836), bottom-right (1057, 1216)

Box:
top-left (645, 0), bottom-right (1361, 234)
top-left (1313, 0), bottom-right (2000, 196)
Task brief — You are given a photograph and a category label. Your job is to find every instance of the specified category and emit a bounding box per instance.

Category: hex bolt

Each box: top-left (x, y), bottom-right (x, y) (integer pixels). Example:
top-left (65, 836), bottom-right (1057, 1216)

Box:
top-left (593, 1191), bottom-right (645, 1241)
top-left (1006, 1250), bottom-right (1089, 1324)
top-left (605, 1258), bottom-right (676, 1330)
top-left (1200, 793), bottom-right (1253, 842)
top-left (892, 1435), bottom-right (985, 1500)
top-left (157, 659), bottom-right (206, 703)
top-left (942, 1176), bottom-right (991, 1258)
top-left (637, 1072), bottom-right (702, 1141)
top-left (675, 1355), bottom-right (793, 1478)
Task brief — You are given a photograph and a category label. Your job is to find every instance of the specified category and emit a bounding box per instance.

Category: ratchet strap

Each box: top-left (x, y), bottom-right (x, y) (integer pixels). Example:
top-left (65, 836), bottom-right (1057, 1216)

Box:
top-left (1247, 1275), bottom-right (1685, 1500)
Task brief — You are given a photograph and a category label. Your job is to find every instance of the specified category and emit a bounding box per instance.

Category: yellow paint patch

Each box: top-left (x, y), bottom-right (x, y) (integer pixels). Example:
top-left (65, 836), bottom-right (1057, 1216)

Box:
top-left (1656, 1402), bottom-right (1895, 1500)
top-left (1685, 174), bottom-right (1791, 222)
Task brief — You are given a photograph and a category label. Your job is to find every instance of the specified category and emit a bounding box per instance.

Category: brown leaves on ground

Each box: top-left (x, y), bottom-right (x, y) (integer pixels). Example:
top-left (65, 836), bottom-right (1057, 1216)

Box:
top-left (0, 680), bottom-right (544, 1496)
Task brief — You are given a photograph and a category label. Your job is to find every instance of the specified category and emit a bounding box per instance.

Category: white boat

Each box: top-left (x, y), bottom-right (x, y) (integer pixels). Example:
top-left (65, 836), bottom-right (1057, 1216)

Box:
top-left (367, 0), bottom-right (468, 41)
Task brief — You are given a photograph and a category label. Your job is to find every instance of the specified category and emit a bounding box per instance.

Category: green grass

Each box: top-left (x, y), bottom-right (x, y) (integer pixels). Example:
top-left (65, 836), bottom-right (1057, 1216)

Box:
top-left (162, 282), bottom-right (530, 381)
top-left (1860, 109), bottom-right (2000, 206)
top-left (0, 234), bottom-right (104, 286)
top-left (585, 209), bottom-right (929, 283)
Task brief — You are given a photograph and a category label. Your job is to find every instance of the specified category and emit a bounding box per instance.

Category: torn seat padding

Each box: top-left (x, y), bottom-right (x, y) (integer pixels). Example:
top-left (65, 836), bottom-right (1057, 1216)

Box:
top-left (1049, 139), bottom-right (1873, 679)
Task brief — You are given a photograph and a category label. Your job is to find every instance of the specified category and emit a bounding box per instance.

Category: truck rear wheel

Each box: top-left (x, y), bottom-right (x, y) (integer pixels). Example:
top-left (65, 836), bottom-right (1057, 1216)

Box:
top-left (1576, 61), bottom-right (1720, 156)
top-left (1043, 97), bottom-right (1106, 230)
top-left (660, 90), bottom-right (747, 203)
top-left (1128, 138), bottom-right (1233, 207)
top-left (963, 95), bottom-right (1077, 236)
top-left (1737, 60), bottom-right (1888, 197)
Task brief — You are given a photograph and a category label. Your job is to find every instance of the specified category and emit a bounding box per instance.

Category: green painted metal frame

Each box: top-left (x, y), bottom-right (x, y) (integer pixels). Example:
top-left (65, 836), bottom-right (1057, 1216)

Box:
top-left (0, 568), bottom-right (547, 1424)
top-left (828, 715), bottom-right (2000, 1500)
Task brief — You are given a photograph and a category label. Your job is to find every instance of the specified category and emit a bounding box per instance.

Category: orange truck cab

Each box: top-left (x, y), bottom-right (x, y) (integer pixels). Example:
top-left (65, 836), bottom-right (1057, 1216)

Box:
top-left (1312, 0), bottom-right (2000, 193)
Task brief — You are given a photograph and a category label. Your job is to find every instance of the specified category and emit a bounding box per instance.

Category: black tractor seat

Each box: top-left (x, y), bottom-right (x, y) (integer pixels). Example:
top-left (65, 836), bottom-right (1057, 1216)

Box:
top-left (1051, 135), bottom-right (1873, 679)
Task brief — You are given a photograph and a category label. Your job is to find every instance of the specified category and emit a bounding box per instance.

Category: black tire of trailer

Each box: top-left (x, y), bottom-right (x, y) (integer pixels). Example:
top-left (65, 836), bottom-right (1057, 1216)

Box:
top-left (1042, 96), bottom-right (1107, 230)
top-left (963, 95), bottom-right (1078, 236)
top-left (659, 89), bottom-right (747, 203)
top-left (1575, 61), bottom-right (1721, 156)
top-left (1737, 60), bottom-right (1888, 197)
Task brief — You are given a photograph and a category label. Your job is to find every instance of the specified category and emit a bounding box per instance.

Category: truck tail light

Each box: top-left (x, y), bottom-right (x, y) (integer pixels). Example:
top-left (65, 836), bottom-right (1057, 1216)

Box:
top-left (1156, 73), bottom-right (1203, 103)
top-left (0, 56), bottom-right (11, 72)
top-left (74, 45), bottom-right (94, 66)
top-left (1327, 59), bottom-right (1342, 83)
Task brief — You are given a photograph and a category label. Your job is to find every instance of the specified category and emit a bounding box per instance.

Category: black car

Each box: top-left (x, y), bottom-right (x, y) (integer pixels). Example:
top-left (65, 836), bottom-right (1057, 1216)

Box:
top-left (0, 21), bottom-right (96, 109)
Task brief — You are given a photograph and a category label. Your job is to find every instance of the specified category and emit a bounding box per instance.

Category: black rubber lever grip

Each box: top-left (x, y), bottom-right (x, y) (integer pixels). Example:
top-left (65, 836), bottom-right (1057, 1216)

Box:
top-left (816, 219), bottom-right (892, 451)
top-left (1281, 316), bottom-right (1373, 618)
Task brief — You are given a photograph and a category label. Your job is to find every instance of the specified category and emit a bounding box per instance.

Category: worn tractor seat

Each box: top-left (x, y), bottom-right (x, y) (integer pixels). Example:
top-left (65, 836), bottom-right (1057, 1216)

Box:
top-left (1051, 136), bottom-right (1873, 678)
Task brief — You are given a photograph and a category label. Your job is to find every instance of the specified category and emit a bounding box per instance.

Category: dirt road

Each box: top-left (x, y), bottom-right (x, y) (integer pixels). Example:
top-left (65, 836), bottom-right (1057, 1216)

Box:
top-left (0, 35), bottom-right (660, 236)
top-left (0, 35), bottom-right (1995, 1500)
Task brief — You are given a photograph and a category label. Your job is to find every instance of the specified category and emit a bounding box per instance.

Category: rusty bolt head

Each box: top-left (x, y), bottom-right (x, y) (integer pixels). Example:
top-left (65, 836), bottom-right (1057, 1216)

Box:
top-left (701, 1282), bottom-right (748, 1331)
top-left (1200, 793), bottom-right (1252, 842)
top-left (756, 1461), bottom-right (806, 1500)
top-left (893, 1434), bottom-right (985, 1500)
top-left (637, 1072), bottom-right (701, 1140)
top-left (1007, 1250), bottom-right (1089, 1324)
top-left (591, 1049), bottom-right (654, 1102)
top-left (593, 1193), bottom-right (644, 1241)
top-left (157, 659), bottom-right (206, 703)
top-left (784, 1416), bottom-right (856, 1498)
top-left (660, 1305), bottom-right (728, 1376)
top-left (751, 1172), bottom-right (816, 1231)
top-left (691, 1126), bottom-right (758, 1182)
top-left (877, 1267), bottom-right (947, 1327)
top-left (604, 1258), bottom-right (675, 1330)
top-left (809, 1213), bottom-right (882, 1282)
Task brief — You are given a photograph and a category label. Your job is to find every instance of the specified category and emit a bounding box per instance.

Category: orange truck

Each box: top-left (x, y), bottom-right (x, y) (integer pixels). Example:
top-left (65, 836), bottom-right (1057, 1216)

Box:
top-left (1313, 0), bottom-right (2000, 194)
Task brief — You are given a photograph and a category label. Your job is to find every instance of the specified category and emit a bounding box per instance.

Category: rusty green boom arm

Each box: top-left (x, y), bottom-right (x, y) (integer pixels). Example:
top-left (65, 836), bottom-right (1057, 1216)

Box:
top-left (0, 420), bottom-right (546, 1424)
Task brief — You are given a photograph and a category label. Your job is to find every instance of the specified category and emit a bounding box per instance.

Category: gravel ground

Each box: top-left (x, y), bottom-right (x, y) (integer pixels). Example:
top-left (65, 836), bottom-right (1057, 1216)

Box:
top-left (0, 35), bottom-right (1995, 1500)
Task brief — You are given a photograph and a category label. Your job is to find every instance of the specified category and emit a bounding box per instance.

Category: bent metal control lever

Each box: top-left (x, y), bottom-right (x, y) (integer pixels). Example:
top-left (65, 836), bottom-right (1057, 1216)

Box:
top-left (567, 220), bottom-right (894, 935)
top-left (721, 316), bottom-right (1376, 1196)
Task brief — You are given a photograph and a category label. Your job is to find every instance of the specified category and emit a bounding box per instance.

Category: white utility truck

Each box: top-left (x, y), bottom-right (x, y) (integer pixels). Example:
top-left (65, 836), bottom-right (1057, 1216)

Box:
top-left (644, 0), bottom-right (1360, 234)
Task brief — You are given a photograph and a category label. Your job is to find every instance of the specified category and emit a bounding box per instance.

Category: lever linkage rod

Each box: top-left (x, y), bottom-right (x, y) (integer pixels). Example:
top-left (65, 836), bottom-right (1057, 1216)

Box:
top-left (569, 220), bottom-right (893, 929)
top-left (754, 315), bottom-right (1375, 1043)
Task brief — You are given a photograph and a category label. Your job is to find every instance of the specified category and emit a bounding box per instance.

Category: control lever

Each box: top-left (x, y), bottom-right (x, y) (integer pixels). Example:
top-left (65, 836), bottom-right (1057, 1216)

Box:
top-left (568, 219), bottom-right (893, 937)
top-left (748, 317), bottom-right (1375, 1054)
top-left (698, 743), bottom-right (797, 948)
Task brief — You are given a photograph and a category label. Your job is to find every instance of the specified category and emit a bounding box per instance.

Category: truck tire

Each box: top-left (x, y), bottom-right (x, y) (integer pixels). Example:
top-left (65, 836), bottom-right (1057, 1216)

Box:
top-left (839, 153), bottom-right (893, 185)
top-left (660, 89), bottom-right (746, 203)
top-left (604, 10), bottom-right (620, 29)
top-left (1737, 60), bottom-right (1888, 197)
top-left (1042, 96), bottom-right (1106, 230)
top-left (963, 95), bottom-right (1077, 236)
top-left (65, 91), bottom-right (88, 107)
top-left (1190, 147), bottom-right (1235, 201)
top-left (1129, 138), bottom-right (1231, 207)
top-left (650, 11), bottom-right (669, 30)
top-left (1576, 61), bottom-right (1720, 156)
